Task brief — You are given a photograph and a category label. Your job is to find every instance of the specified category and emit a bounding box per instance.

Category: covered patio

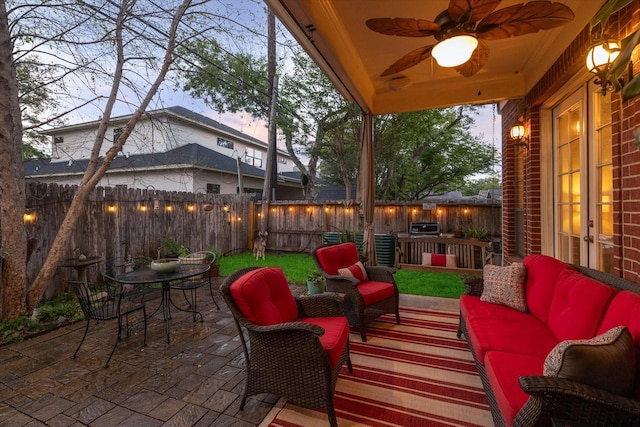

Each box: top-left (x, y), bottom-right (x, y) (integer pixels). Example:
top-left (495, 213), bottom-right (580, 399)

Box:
top-left (0, 281), bottom-right (461, 425)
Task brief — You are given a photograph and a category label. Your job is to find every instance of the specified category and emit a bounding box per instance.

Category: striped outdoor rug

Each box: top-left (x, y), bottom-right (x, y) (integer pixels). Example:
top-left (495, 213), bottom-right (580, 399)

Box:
top-left (261, 306), bottom-right (492, 427)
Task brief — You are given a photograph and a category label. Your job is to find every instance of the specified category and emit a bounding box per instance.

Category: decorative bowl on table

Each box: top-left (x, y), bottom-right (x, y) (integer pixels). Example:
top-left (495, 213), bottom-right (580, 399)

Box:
top-left (150, 259), bottom-right (180, 273)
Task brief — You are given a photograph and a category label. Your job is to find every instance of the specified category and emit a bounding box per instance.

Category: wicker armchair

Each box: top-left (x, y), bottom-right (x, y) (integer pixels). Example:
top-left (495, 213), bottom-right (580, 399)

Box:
top-left (312, 242), bottom-right (400, 341)
top-left (219, 266), bottom-right (352, 427)
top-left (70, 276), bottom-right (147, 368)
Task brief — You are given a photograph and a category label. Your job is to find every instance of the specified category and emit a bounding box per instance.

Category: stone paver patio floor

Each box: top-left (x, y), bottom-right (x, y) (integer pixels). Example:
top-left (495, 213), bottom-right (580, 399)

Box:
top-left (0, 277), bottom-right (458, 426)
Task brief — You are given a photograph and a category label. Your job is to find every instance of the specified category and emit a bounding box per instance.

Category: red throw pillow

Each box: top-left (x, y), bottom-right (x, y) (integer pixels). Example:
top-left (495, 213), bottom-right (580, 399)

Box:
top-left (337, 261), bottom-right (368, 283)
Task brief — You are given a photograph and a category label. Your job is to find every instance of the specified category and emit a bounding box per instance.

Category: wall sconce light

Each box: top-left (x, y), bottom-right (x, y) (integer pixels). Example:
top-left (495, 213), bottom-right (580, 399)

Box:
top-left (586, 37), bottom-right (621, 95)
top-left (164, 205), bottom-right (173, 213)
top-left (437, 208), bottom-right (443, 215)
top-left (464, 208), bottom-right (469, 214)
top-left (107, 205), bottom-right (117, 214)
top-left (23, 209), bottom-right (37, 225)
top-left (510, 121), bottom-right (529, 149)
top-left (138, 205), bottom-right (148, 213)
top-left (186, 204), bottom-right (196, 213)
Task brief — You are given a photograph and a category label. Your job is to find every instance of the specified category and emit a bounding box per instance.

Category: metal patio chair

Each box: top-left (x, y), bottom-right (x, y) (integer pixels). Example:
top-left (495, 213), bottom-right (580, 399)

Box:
top-left (70, 275), bottom-right (147, 368)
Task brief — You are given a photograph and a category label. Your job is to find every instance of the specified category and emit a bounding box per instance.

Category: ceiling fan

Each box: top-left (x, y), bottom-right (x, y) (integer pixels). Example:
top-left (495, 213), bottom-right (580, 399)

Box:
top-left (366, 0), bottom-right (575, 77)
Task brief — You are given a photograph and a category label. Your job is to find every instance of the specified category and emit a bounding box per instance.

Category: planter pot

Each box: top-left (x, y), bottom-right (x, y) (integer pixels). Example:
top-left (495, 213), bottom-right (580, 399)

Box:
top-left (307, 280), bottom-right (325, 295)
top-left (178, 253), bottom-right (207, 265)
top-left (210, 263), bottom-right (220, 277)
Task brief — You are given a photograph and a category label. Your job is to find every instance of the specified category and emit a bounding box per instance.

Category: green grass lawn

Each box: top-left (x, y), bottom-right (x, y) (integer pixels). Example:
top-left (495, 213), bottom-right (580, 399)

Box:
top-left (219, 251), bottom-right (466, 299)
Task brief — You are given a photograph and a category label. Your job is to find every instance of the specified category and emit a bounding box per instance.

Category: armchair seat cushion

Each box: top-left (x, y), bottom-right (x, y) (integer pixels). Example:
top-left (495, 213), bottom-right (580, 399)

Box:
top-left (357, 280), bottom-right (396, 305)
top-left (303, 317), bottom-right (350, 366)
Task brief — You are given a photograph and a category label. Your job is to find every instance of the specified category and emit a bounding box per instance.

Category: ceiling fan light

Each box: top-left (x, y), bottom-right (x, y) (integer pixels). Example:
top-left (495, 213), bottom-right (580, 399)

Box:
top-left (586, 39), bottom-right (620, 74)
top-left (432, 35), bottom-right (478, 68)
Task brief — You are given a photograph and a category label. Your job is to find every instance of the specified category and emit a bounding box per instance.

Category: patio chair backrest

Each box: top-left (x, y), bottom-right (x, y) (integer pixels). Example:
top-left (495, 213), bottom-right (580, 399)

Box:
top-left (314, 242), bottom-right (360, 275)
top-left (70, 278), bottom-right (121, 321)
top-left (229, 267), bottom-right (298, 325)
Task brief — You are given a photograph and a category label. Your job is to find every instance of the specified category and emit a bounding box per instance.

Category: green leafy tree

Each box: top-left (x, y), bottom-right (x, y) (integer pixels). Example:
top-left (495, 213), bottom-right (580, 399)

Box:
top-left (180, 43), bottom-right (360, 199)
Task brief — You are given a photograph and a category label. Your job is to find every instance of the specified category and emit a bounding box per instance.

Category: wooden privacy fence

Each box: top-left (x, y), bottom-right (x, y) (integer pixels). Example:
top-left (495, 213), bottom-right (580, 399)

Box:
top-left (22, 182), bottom-right (252, 296)
top-left (18, 182), bottom-right (501, 296)
top-left (252, 200), bottom-right (502, 254)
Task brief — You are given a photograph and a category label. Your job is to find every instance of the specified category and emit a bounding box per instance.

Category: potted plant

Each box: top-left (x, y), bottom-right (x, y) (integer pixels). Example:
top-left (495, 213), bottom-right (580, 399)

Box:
top-left (464, 226), bottom-right (488, 241)
top-left (161, 237), bottom-right (189, 258)
top-left (306, 271), bottom-right (326, 295)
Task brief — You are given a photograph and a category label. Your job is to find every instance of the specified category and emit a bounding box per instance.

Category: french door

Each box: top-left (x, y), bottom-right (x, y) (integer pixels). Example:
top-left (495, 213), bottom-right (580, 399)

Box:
top-left (553, 87), bottom-right (613, 272)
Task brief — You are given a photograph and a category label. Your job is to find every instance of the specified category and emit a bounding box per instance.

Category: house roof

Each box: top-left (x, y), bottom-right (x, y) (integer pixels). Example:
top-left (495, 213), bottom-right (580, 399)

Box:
top-left (314, 185), bottom-right (358, 201)
top-left (264, 0), bottom-right (603, 114)
top-left (25, 143), bottom-right (299, 183)
top-left (46, 105), bottom-right (290, 157)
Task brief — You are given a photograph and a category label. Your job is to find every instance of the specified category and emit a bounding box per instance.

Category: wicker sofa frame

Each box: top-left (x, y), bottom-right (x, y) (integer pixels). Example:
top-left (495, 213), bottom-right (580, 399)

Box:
top-left (459, 264), bottom-right (640, 427)
top-left (219, 267), bottom-right (352, 427)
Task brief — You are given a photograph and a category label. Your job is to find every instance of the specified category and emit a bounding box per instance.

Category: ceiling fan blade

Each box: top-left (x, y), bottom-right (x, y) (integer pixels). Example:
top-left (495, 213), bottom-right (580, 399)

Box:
top-left (448, 0), bottom-right (501, 25)
top-left (476, 1), bottom-right (574, 40)
top-left (455, 39), bottom-right (489, 77)
top-left (366, 18), bottom-right (440, 37)
top-left (380, 45), bottom-right (435, 77)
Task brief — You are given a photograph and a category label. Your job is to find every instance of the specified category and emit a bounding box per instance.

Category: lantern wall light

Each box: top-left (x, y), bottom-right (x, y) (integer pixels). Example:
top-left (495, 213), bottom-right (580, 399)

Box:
top-left (586, 37), bottom-right (621, 95)
top-left (510, 121), bottom-right (529, 149)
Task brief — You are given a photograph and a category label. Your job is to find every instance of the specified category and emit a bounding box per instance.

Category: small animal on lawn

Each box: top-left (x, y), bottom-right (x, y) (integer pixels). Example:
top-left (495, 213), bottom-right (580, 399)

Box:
top-left (253, 231), bottom-right (268, 260)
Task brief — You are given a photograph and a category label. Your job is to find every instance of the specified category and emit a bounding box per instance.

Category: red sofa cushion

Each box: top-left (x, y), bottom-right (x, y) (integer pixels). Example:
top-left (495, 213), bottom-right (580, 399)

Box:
top-left (463, 297), bottom-right (558, 365)
top-left (547, 269), bottom-right (617, 342)
top-left (485, 351), bottom-right (545, 427)
top-left (598, 290), bottom-right (640, 399)
top-left (230, 267), bottom-right (298, 325)
top-left (302, 317), bottom-right (350, 367)
top-left (523, 255), bottom-right (575, 324)
top-left (314, 242), bottom-right (360, 275)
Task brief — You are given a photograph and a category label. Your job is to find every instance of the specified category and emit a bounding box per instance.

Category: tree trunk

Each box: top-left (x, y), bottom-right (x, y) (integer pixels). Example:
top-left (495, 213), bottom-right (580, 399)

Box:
top-left (0, 2), bottom-right (28, 319)
top-left (26, 0), bottom-right (193, 310)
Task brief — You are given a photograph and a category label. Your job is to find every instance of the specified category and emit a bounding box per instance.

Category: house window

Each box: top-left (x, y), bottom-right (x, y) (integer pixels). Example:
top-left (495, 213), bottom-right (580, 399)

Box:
top-left (206, 183), bottom-right (220, 194)
top-left (245, 148), bottom-right (262, 167)
top-left (217, 137), bottom-right (233, 149)
top-left (113, 127), bottom-right (123, 143)
top-left (241, 187), bottom-right (263, 196)
top-left (53, 136), bottom-right (63, 144)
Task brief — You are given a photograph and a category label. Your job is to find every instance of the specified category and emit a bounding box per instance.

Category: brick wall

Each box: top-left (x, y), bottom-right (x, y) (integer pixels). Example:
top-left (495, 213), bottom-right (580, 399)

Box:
top-left (501, 0), bottom-right (640, 281)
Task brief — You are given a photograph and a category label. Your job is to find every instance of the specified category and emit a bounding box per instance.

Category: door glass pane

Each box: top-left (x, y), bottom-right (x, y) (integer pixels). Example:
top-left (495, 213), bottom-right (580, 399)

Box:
top-left (555, 100), bottom-right (582, 264)
top-left (594, 93), bottom-right (613, 273)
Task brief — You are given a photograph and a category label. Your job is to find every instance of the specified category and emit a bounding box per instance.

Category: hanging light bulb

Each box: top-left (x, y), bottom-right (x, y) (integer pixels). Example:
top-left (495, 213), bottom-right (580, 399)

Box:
top-left (432, 35), bottom-right (478, 67)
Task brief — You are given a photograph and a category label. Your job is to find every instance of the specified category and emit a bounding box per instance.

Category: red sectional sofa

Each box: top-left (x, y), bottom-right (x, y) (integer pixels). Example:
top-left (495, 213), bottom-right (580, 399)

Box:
top-left (458, 254), bottom-right (640, 426)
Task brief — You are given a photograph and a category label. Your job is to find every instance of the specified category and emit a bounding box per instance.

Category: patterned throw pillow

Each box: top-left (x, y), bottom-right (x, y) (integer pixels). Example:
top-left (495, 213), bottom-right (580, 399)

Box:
top-left (337, 261), bottom-right (369, 283)
top-left (480, 263), bottom-right (527, 312)
top-left (543, 326), bottom-right (636, 396)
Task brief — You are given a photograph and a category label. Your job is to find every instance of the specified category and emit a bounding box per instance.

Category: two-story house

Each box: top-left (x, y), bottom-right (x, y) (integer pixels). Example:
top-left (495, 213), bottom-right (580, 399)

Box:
top-left (24, 106), bottom-right (303, 199)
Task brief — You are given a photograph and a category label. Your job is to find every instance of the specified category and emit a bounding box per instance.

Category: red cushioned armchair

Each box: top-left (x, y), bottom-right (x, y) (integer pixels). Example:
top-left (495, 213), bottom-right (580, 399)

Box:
top-left (312, 242), bottom-right (400, 341)
top-left (219, 266), bottom-right (352, 427)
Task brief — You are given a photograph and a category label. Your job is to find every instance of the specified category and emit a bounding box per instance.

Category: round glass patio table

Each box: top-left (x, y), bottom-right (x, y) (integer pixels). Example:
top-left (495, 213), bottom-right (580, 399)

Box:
top-left (115, 263), bottom-right (209, 343)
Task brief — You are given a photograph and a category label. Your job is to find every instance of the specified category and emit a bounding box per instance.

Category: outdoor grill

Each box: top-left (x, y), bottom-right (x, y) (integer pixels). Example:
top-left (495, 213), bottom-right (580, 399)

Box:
top-left (409, 222), bottom-right (440, 236)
